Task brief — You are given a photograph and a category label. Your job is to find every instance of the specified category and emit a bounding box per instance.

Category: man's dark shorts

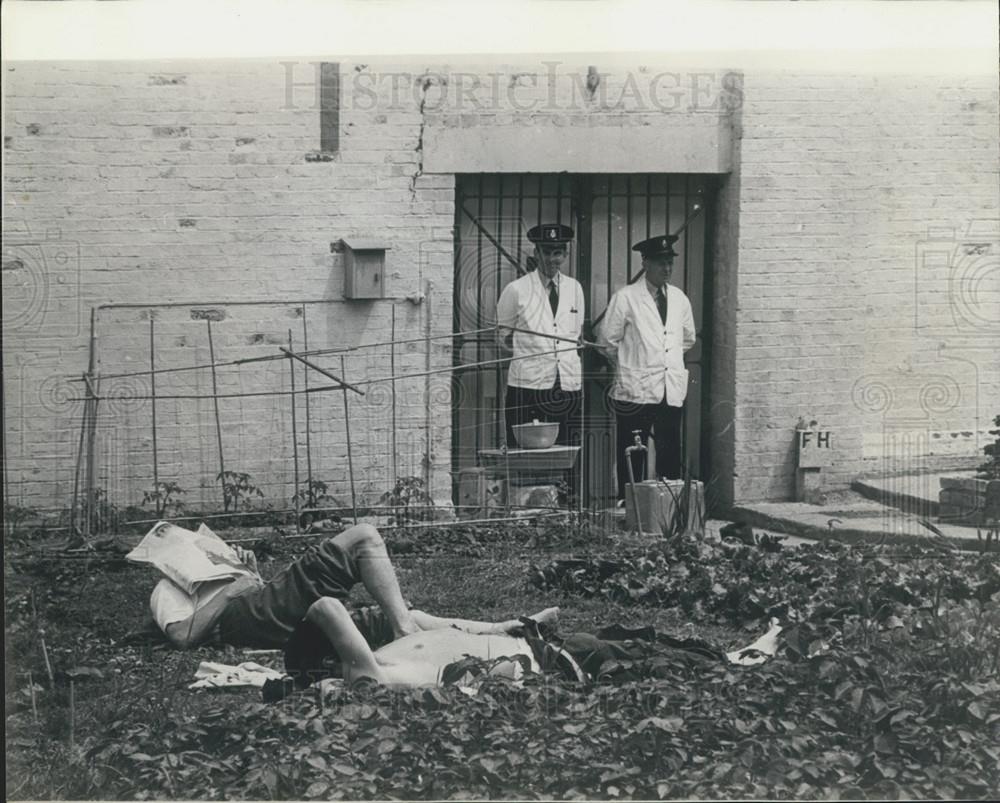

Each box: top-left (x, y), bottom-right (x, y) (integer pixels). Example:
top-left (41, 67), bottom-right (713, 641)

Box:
top-left (217, 536), bottom-right (362, 648)
top-left (282, 606), bottom-right (397, 690)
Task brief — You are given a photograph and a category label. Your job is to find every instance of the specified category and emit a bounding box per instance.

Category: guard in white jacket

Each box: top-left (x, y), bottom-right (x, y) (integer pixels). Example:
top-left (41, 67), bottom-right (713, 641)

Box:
top-left (496, 223), bottom-right (585, 447)
top-left (597, 234), bottom-right (697, 499)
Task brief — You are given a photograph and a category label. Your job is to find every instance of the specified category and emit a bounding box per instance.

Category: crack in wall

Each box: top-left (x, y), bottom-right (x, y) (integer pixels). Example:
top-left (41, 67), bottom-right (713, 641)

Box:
top-left (410, 72), bottom-right (446, 201)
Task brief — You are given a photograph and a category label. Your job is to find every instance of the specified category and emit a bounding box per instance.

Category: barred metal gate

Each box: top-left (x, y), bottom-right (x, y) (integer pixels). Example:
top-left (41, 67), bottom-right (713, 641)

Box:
top-left (452, 174), bottom-right (714, 504)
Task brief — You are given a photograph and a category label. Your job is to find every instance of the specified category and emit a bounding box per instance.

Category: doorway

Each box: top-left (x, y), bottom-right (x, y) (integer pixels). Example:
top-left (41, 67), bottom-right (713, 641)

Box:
top-left (452, 173), bottom-right (714, 504)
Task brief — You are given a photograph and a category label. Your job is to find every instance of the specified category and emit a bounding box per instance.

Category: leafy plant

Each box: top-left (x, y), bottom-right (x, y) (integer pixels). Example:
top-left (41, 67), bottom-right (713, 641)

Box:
top-left (140, 481), bottom-right (186, 518)
top-left (378, 476), bottom-right (435, 523)
top-left (531, 529), bottom-right (1000, 633)
top-left (292, 478), bottom-right (344, 531)
top-left (292, 478), bottom-right (337, 511)
top-left (216, 471), bottom-right (265, 513)
top-left (61, 488), bottom-right (121, 534)
top-left (555, 478), bottom-right (571, 507)
top-left (7, 512), bottom-right (1000, 802)
top-left (92, 488), bottom-right (122, 532)
top-left (4, 502), bottom-right (38, 540)
top-left (659, 474), bottom-right (703, 540)
top-left (977, 413), bottom-right (1000, 480)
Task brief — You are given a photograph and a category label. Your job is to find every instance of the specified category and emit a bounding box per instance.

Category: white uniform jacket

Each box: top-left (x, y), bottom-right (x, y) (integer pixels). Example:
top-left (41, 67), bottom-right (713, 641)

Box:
top-left (496, 270), bottom-right (585, 391)
top-left (597, 281), bottom-right (697, 406)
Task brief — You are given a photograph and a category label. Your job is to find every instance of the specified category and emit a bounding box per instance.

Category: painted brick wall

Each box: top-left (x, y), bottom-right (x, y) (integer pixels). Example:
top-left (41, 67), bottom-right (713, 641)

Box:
top-left (732, 72), bottom-right (1000, 502)
top-left (3, 59), bottom-right (456, 515)
top-left (4, 58), bottom-right (998, 514)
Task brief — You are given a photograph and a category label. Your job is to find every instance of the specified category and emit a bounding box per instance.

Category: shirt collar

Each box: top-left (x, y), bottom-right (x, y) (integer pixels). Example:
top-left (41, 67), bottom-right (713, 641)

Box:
top-left (538, 270), bottom-right (561, 289)
top-left (644, 278), bottom-right (664, 297)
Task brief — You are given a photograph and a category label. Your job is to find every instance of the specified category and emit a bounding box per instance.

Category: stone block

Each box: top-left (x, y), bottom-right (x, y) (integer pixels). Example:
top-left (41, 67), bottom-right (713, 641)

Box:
top-left (795, 467), bottom-right (826, 505)
top-left (939, 488), bottom-right (981, 506)
top-left (939, 476), bottom-right (986, 492)
top-left (939, 477), bottom-right (1000, 526)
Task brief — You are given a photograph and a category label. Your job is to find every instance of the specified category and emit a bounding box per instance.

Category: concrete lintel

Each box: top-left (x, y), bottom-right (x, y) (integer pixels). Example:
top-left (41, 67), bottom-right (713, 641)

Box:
top-left (424, 117), bottom-right (733, 174)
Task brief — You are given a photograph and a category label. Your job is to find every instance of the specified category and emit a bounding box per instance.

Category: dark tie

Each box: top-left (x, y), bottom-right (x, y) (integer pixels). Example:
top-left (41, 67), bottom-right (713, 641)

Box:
top-left (548, 280), bottom-right (559, 315)
top-left (656, 287), bottom-right (667, 324)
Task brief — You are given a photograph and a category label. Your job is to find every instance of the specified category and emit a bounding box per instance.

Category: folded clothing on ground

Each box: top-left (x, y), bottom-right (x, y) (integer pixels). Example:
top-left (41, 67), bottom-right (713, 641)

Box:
top-left (189, 661), bottom-right (285, 689)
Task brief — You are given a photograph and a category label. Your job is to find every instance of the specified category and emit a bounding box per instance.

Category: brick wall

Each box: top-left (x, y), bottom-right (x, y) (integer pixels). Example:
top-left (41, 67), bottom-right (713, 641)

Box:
top-left (3, 58), bottom-right (997, 514)
top-left (2, 59), bottom-right (456, 515)
top-left (732, 71), bottom-right (1000, 502)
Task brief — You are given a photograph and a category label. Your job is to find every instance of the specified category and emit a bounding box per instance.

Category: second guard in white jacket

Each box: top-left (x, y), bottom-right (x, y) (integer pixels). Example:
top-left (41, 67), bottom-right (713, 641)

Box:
top-left (597, 233), bottom-right (696, 499)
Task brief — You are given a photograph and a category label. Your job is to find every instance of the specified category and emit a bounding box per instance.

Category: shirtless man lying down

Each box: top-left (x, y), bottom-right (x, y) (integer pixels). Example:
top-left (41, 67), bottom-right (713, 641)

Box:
top-left (279, 596), bottom-right (784, 694)
top-left (301, 596), bottom-right (566, 688)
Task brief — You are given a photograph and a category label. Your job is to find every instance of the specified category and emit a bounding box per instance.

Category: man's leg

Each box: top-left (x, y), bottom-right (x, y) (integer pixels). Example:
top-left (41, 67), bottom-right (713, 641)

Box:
top-left (543, 384), bottom-right (582, 447)
top-left (336, 524), bottom-right (419, 640)
top-left (653, 402), bottom-right (684, 480)
top-left (218, 523), bottom-right (416, 647)
top-left (304, 597), bottom-right (386, 685)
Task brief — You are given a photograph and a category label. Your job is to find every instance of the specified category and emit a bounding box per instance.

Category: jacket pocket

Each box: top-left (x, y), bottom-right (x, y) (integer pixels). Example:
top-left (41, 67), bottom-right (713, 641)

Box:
top-left (665, 367), bottom-right (689, 405)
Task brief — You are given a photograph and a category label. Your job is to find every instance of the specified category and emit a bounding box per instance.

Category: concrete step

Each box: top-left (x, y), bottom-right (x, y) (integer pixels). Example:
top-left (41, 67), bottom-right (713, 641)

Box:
top-left (850, 473), bottom-right (956, 517)
top-left (732, 492), bottom-right (994, 552)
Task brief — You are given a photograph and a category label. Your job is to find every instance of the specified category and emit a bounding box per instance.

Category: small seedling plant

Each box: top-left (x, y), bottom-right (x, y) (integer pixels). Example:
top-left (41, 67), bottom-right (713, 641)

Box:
top-left (217, 471), bottom-right (265, 513)
top-left (378, 476), bottom-right (435, 523)
top-left (141, 481), bottom-right (187, 518)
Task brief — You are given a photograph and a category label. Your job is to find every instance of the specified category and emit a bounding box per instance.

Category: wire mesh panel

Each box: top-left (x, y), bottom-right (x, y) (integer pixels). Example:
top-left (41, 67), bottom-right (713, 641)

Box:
top-left (66, 299), bottom-right (451, 533)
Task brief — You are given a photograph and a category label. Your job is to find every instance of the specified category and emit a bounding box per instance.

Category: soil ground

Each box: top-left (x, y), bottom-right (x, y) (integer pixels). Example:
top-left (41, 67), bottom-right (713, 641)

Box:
top-left (5, 520), bottom-right (998, 800)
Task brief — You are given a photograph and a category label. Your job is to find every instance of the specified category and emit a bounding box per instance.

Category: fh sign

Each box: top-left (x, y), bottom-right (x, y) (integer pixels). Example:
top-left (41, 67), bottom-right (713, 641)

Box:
top-left (797, 428), bottom-right (834, 468)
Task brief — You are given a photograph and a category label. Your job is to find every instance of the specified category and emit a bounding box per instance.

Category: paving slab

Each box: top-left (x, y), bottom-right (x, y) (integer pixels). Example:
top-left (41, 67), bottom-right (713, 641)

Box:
top-left (606, 510), bottom-right (818, 549)
top-left (851, 469), bottom-right (979, 515)
top-left (732, 497), bottom-right (991, 551)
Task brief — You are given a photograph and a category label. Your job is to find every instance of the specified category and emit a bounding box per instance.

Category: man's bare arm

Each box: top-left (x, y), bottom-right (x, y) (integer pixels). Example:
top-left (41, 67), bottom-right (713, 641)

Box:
top-left (164, 574), bottom-right (262, 648)
top-left (410, 606), bottom-right (559, 635)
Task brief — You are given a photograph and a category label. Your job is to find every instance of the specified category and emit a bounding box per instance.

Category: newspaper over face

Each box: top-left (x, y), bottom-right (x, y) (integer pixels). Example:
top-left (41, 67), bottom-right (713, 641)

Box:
top-left (126, 521), bottom-right (256, 594)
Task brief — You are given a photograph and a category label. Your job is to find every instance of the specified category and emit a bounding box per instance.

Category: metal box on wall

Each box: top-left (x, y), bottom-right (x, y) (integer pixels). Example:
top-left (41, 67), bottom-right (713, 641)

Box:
top-left (342, 239), bottom-right (389, 299)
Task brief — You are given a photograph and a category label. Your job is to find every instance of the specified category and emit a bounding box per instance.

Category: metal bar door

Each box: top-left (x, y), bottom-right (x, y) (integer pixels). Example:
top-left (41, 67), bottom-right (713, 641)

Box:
top-left (453, 174), bottom-right (712, 505)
